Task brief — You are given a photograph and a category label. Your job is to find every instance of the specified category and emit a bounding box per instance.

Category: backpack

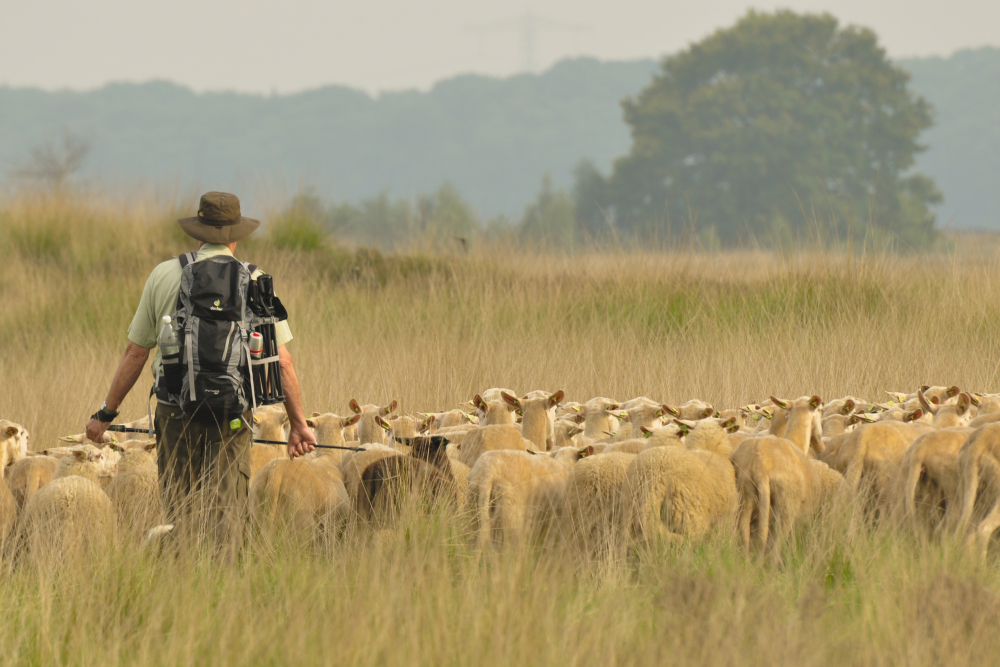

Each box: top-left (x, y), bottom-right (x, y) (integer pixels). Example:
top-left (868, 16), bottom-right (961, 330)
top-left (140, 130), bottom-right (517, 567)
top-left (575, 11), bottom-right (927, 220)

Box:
top-left (157, 252), bottom-right (258, 421)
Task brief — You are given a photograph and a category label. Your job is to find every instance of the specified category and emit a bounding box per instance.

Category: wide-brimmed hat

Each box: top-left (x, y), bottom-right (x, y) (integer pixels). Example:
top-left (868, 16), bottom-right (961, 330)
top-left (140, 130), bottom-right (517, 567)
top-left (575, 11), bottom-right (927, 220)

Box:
top-left (178, 192), bottom-right (260, 244)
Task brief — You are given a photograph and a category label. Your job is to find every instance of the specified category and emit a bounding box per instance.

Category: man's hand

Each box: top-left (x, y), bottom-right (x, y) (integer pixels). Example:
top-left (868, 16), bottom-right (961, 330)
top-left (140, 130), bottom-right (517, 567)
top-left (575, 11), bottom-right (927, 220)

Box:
top-left (86, 418), bottom-right (111, 443)
top-left (286, 423), bottom-right (316, 459)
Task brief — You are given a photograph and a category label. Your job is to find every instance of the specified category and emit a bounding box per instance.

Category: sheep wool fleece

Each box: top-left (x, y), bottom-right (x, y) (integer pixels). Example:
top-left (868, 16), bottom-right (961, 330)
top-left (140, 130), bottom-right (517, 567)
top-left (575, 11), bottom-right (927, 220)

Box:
top-left (155, 403), bottom-right (252, 544)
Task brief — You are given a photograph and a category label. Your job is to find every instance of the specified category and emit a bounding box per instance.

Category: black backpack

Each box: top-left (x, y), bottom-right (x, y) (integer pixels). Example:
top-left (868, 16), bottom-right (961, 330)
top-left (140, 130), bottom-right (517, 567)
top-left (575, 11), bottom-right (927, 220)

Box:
top-left (158, 253), bottom-right (257, 421)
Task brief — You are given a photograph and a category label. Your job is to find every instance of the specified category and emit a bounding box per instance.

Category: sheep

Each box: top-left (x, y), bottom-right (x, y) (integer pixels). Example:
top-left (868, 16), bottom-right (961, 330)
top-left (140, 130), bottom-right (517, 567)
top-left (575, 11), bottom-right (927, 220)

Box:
top-left (822, 398), bottom-right (858, 420)
top-left (20, 474), bottom-right (115, 560)
top-left (457, 424), bottom-right (526, 468)
top-left (249, 448), bottom-right (351, 539)
top-left (767, 396), bottom-right (823, 455)
top-left (501, 390), bottom-right (564, 451)
top-left (466, 446), bottom-right (589, 549)
top-left (106, 445), bottom-right (161, 538)
top-left (916, 389), bottom-right (974, 429)
top-left (341, 444), bottom-right (407, 505)
top-left (947, 424), bottom-right (1000, 556)
top-left (0, 470), bottom-right (14, 548)
top-left (552, 420), bottom-right (584, 449)
top-left (355, 436), bottom-right (457, 526)
top-left (250, 409), bottom-right (289, 478)
top-left (349, 398), bottom-right (399, 445)
top-left (561, 450), bottom-right (633, 557)
top-left (896, 427), bottom-right (973, 535)
top-left (624, 420), bottom-right (737, 547)
top-left (304, 413), bottom-right (361, 467)
top-left (973, 393), bottom-right (1000, 417)
top-left (0, 420), bottom-right (29, 470)
top-left (472, 394), bottom-right (516, 426)
top-left (4, 455), bottom-right (58, 513)
top-left (580, 398), bottom-right (621, 440)
top-left (54, 445), bottom-right (117, 484)
top-left (664, 399), bottom-right (716, 421)
top-left (425, 409), bottom-right (474, 431)
top-left (831, 414), bottom-right (928, 513)
top-left (731, 435), bottom-right (827, 562)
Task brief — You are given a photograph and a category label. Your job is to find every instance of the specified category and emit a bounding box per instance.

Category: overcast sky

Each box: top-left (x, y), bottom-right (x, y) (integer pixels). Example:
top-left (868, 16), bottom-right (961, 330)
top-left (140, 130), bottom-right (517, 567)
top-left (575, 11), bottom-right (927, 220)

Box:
top-left (1, 0), bottom-right (995, 94)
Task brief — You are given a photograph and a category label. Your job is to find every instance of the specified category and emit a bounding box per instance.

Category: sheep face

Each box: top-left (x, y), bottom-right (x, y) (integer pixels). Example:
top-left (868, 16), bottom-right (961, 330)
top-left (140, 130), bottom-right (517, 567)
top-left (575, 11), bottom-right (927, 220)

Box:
top-left (349, 399), bottom-right (399, 445)
top-left (1, 420), bottom-right (29, 468)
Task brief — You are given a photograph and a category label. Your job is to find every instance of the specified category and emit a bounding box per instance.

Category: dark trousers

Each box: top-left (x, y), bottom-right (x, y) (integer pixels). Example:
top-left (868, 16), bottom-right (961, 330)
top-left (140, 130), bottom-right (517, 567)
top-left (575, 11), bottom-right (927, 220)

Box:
top-left (154, 403), bottom-right (252, 550)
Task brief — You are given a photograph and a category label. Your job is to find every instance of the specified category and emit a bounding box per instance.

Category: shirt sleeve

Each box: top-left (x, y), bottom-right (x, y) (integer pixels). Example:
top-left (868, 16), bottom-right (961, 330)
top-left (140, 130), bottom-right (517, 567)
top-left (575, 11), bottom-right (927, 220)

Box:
top-left (127, 268), bottom-right (160, 349)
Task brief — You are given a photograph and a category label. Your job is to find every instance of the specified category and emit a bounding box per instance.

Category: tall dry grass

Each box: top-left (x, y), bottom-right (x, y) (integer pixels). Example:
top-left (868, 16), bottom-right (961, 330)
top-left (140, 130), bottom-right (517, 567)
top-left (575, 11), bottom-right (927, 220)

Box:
top-left (3, 192), bottom-right (1000, 665)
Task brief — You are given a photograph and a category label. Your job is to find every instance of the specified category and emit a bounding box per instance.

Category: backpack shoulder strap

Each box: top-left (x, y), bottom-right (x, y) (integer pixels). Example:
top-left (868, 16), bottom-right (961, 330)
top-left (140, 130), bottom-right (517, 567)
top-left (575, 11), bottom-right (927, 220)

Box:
top-left (178, 252), bottom-right (198, 268)
top-left (245, 262), bottom-right (258, 276)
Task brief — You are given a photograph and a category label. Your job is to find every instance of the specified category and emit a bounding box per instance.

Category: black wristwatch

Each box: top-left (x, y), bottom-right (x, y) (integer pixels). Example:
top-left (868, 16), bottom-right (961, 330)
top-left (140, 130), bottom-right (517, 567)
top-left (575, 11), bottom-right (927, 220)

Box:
top-left (92, 401), bottom-right (119, 423)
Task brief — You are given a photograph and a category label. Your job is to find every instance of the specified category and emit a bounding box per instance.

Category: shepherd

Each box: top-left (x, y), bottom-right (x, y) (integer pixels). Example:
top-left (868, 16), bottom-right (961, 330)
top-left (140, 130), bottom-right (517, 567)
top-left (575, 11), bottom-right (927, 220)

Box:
top-left (85, 192), bottom-right (317, 548)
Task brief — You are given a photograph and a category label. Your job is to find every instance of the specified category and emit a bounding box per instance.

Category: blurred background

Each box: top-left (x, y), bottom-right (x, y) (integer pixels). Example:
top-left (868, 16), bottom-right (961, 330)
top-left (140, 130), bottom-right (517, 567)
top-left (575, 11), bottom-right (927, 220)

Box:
top-left (1, 0), bottom-right (998, 249)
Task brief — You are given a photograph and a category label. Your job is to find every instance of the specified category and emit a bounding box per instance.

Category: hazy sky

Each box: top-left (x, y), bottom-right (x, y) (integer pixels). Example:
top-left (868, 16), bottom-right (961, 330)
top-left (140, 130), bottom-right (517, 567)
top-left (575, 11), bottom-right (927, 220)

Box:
top-left (1, 0), bottom-right (995, 94)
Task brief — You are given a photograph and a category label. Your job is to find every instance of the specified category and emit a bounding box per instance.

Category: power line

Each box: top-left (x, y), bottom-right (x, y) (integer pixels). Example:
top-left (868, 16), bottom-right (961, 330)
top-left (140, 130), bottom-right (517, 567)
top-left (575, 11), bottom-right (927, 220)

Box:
top-left (469, 12), bottom-right (589, 72)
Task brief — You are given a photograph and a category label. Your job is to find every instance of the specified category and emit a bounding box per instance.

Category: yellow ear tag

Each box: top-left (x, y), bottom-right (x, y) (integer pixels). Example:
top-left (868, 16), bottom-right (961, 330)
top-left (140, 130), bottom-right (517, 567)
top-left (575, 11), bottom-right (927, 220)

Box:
top-left (230, 419), bottom-right (241, 431)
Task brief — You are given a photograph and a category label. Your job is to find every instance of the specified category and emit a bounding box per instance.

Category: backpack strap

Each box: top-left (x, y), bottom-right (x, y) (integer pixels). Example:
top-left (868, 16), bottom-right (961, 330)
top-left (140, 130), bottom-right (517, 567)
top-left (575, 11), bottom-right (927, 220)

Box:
top-left (246, 263), bottom-right (258, 276)
top-left (178, 252), bottom-right (198, 268)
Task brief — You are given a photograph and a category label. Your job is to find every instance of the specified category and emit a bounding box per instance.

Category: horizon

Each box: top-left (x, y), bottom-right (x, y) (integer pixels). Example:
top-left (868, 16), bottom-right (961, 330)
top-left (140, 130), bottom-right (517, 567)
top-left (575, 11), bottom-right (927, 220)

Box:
top-left (1, 46), bottom-right (994, 98)
top-left (2, 1), bottom-right (998, 95)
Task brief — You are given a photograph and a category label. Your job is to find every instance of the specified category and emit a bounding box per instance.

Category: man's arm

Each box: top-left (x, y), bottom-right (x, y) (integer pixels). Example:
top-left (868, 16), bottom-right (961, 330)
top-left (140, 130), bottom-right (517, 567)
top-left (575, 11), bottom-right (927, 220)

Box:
top-left (279, 344), bottom-right (316, 459)
top-left (85, 342), bottom-right (151, 441)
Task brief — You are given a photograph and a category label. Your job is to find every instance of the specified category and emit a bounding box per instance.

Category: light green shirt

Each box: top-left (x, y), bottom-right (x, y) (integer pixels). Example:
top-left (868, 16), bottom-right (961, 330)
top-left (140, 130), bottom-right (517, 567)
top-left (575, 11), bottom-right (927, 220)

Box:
top-left (128, 243), bottom-right (293, 378)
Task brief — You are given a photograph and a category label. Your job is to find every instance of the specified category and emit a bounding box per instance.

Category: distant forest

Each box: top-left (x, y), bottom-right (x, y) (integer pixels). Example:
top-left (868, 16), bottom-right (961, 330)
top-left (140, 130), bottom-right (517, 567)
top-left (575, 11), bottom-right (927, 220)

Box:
top-left (1, 48), bottom-right (998, 229)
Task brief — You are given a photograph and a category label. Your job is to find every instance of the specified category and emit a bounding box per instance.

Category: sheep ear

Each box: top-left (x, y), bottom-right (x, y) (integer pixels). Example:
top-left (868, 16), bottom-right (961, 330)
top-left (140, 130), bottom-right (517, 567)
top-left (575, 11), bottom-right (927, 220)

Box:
top-left (672, 420), bottom-right (691, 436)
top-left (957, 393), bottom-right (972, 416)
top-left (655, 408), bottom-right (666, 418)
top-left (109, 443), bottom-right (124, 452)
top-left (305, 419), bottom-right (316, 428)
top-left (548, 390), bottom-right (565, 407)
top-left (809, 396), bottom-right (822, 410)
top-left (311, 412), bottom-right (321, 417)
top-left (342, 413), bottom-right (362, 427)
top-left (473, 395), bottom-right (487, 411)
top-left (725, 422), bottom-right (740, 434)
top-left (382, 400), bottom-right (398, 415)
top-left (501, 392), bottom-right (521, 409)
top-left (577, 445), bottom-right (595, 459)
top-left (904, 409), bottom-right (923, 423)
top-left (569, 405), bottom-right (582, 413)
top-left (375, 415), bottom-right (391, 430)
top-left (5, 426), bottom-right (18, 437)
top-left (419, 415), bottom-right (434, 432)
top-left (640, 426), bottom-right (653, 438)
top-left (947, 386), bottom-right (960, 398)
top-left (719, 417), bottom-right (736, 429)
top-left (769, 396), bottom-right (789, 410)
top-left (842, 400), bottom-right (855, 415)
top-left (349, 399), bottom-right (362, 415)
top-left (465, 412), bottom-right (476, 422)
top-left (144, 442), bottom-right (156, 452)
top-left (72, 450), bottom-right (86, 460)
top-left (663, 405), bottom-right (679, 417)
top-left (59, 434), bottom-right (83, 443)
top-left (607, 403), bottom-right (620, 411)
top-left (567, 427), bottom-right (582, 437)
top-left (970, 394), bottom-right (982, 407)
top-left (701, 408), bottom-right (714, 419)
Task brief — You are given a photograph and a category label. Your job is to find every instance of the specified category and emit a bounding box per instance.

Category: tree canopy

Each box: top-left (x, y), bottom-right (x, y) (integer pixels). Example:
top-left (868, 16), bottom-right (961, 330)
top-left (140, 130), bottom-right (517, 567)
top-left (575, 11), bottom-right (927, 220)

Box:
top-left (604, 11), bottom-right (941, 247)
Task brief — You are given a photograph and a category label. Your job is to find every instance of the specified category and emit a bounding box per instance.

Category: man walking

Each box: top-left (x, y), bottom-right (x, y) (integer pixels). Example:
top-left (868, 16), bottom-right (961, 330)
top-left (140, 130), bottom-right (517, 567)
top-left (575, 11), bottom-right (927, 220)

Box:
top-left (86, 192), bottom-right (316, 546)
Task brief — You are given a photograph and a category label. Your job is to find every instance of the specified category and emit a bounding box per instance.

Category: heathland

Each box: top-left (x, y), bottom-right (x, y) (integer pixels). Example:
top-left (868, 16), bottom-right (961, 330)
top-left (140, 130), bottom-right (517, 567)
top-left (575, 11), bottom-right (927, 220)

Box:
top-left (3, 193), bottom-right (1000, 665)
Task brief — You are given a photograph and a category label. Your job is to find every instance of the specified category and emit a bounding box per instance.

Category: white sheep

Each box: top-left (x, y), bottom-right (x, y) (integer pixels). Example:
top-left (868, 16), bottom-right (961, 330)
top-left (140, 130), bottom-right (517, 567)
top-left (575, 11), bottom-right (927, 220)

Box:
top-left (457, 424), bottom-right (526, 468)
top-left (348, 398), bottom-right (399, 445)
top-left (466, 446), bottom-right (588, 548)
top-left (20, 475), bottom-right (115, 560)
top-left (0, 420), bottom-right (29, 470)
top-left (5, 455), bottom-right (58, 513)
top-left (106, 445), bottom-right (161, 538)
top-left (250, 451), bottom-right (351, 538)
top-left (304, 413), bottom-right (361, 468)
top-left (561, 450), bottom-right (634, 558)
top-left (624, 421), bottom-right (737, 547)
top-left (501, 390), bottom-right (564, 451)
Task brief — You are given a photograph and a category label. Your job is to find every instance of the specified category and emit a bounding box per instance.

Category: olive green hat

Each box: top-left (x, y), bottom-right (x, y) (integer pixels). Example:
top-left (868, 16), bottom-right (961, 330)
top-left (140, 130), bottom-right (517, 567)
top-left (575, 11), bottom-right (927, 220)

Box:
top-left (177, 191), bottom-right (260, 243)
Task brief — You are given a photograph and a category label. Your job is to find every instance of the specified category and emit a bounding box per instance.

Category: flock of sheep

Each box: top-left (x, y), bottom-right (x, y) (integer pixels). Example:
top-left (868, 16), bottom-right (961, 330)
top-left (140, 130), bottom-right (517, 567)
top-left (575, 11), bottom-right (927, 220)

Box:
top-left (4, 383), bottom-right (1000, 561)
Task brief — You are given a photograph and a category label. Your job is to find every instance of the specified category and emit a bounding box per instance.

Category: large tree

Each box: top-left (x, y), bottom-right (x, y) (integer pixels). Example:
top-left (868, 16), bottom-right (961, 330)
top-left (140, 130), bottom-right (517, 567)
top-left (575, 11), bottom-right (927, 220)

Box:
top-left (606, 11), bottom-right (941, 247)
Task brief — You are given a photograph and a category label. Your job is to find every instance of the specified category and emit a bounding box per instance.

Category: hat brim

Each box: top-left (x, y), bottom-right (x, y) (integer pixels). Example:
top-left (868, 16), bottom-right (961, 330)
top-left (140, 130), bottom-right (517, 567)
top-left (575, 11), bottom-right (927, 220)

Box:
top-left (177, 216), bottom-right (260, 243)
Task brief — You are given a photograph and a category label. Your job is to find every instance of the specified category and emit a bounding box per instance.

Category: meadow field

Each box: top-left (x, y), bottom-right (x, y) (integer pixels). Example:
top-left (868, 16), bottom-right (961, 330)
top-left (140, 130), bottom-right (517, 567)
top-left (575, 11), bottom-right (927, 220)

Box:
top-left (3, 192), bottom-right (1000, 665)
